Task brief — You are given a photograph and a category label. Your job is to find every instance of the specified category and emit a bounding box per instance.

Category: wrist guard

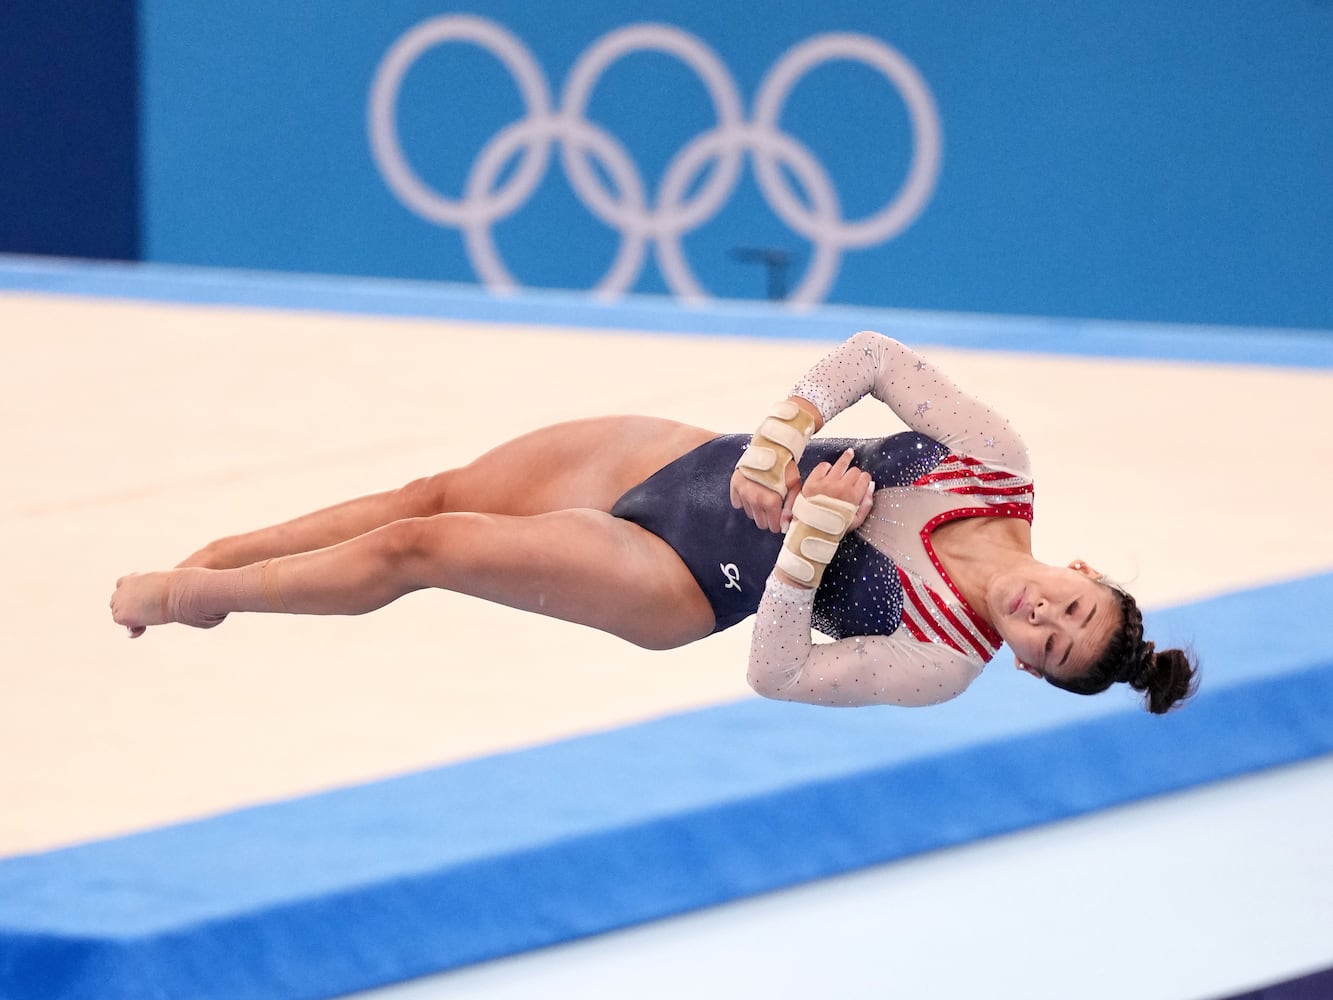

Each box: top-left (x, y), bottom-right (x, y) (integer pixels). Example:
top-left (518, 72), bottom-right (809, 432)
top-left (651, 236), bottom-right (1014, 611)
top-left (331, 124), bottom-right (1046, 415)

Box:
top-left (775, 492), bottom-right (858, 587)
top-left (735, 400), bottom-right (818, 496)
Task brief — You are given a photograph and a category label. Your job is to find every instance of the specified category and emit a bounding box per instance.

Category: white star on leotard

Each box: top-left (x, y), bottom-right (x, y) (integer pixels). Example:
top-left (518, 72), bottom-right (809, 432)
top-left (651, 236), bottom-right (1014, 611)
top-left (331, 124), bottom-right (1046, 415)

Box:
top-left (915, 401), bottom-right (931, 416)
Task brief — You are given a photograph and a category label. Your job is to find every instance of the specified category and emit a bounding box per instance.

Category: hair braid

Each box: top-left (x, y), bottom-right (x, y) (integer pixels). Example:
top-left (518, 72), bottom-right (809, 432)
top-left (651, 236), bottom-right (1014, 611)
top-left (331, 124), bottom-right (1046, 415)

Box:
top-left (1044, 582), bottom-right (1198, 714)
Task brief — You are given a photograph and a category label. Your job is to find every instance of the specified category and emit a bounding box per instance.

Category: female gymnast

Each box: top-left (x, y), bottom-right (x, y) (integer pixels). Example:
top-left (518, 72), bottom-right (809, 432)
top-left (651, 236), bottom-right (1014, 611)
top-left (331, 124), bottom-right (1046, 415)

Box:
top-left (110, 332), bottom-right (1197, 714)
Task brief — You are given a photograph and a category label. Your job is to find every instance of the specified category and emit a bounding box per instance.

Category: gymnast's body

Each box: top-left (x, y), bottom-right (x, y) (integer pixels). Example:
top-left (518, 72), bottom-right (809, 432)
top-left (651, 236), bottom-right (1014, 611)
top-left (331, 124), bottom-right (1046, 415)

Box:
top-left (110, 332), bottom-right (1197, 713)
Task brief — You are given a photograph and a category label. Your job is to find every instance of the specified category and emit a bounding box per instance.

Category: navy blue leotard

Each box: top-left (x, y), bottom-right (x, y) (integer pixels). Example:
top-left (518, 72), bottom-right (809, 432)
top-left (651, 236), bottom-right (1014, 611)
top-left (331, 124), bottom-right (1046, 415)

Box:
top-left (610, 431), bottom-right (948, 637)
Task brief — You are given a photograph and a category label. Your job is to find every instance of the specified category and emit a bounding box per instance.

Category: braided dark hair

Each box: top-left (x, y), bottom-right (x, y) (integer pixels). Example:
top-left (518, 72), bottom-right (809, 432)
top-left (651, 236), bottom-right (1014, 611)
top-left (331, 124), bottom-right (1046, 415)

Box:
top-left (1044, 584), bottom-right (1198, 714)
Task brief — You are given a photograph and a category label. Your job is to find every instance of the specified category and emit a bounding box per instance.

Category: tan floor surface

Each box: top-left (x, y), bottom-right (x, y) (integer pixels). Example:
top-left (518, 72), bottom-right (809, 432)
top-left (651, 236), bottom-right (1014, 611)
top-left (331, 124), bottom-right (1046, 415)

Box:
top-left (4, 290), bottom-right (1331, 859)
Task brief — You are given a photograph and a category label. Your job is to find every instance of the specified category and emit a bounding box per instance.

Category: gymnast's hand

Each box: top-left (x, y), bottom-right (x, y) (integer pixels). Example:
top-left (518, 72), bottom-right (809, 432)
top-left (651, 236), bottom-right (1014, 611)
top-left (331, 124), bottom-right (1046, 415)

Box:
top-left (802, 449), bottom-right (875, 531)
top-left (730, 457), bottom-right (803, 533)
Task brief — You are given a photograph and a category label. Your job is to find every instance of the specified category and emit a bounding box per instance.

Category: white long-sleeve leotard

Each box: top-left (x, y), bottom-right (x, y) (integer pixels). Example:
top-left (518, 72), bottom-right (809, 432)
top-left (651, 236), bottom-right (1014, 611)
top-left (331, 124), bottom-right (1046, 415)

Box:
top-left (747, 332), bottom-right (1033, 708)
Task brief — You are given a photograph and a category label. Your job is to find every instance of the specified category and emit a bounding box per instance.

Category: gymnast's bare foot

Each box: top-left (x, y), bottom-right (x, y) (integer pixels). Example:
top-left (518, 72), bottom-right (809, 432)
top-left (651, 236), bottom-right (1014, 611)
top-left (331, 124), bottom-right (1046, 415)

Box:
top-left (110, 569), bottom-right (227, 637)
top-left (110, 571), bottom-right (171, 637)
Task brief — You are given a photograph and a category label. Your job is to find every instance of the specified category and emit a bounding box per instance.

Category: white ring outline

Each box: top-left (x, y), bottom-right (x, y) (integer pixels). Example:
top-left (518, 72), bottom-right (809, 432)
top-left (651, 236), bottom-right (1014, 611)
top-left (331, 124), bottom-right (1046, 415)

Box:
top-left (367, 16), bottom-right (943, 301)
top-left (656, 125), bottom-right (843, 306)
top-left (368, 16), bottom-right (552, 227)
top-left (752, 32), bottom-right (941, 248)
top-left (559, 23), bottom-right (746, 238)
top-left (462, 116), bottom-right (650, 298)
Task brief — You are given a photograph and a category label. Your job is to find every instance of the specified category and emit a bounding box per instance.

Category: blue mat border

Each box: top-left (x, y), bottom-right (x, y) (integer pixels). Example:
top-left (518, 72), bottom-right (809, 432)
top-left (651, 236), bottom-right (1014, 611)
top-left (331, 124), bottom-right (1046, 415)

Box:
top-left (2, 254), bottom-right (1331, 367)
top-left (1, 574), bottom-right (1331, 999)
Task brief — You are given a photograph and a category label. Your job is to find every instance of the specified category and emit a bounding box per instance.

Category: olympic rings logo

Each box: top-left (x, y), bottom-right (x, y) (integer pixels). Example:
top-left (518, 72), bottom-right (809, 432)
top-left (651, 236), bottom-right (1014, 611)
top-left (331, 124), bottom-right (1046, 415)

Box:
top-left (368, 16), bottom-right (942, 305)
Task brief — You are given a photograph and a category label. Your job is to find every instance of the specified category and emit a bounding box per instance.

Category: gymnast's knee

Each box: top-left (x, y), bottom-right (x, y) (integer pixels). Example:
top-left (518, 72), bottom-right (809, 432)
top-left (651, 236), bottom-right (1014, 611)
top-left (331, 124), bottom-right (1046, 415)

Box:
top-left (371, 515), bottom-right (452, 576)
top-left (394, 471), bottom-right (455, 517)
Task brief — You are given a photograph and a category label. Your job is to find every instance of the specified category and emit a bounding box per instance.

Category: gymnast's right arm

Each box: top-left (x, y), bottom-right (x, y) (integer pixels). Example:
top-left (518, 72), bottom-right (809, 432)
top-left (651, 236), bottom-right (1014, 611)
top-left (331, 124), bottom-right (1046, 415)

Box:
top-left (746, 448), bottom-right (982, 707)
top-left (747, 586), bottom-right (982, 707)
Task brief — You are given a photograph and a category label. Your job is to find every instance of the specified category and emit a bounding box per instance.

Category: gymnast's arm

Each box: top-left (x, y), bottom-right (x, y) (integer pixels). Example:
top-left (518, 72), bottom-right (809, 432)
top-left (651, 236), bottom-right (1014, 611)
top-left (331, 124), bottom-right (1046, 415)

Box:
top-left (732, 331), bottom-right (1028, 531)
top-left (747, 579), bottom-right (983, 707)
top-left (744, 447), bottom-right (979, 707)
top-left (791, 330), bottom-right (1030, 475)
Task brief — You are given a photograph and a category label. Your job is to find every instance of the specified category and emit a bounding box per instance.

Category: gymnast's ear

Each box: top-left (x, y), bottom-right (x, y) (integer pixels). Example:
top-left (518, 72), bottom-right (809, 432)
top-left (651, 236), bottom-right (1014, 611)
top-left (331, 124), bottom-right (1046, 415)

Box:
top-left (1069, 559), bottom-right (1101, 579)
top-left (1014, 656), bottom-right (1041, 678)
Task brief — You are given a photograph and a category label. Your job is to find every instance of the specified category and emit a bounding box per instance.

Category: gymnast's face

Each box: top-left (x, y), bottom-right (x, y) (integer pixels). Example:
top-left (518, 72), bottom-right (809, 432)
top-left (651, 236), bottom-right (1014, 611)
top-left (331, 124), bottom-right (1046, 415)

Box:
top-left (988, 561), bottom-right (1119, 683)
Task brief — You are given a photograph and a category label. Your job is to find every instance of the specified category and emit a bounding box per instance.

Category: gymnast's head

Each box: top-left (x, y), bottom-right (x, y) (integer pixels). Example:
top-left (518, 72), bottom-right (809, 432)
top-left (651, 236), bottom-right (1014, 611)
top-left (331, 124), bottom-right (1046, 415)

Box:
top-left (988, 560), bottom-right (1199, 714)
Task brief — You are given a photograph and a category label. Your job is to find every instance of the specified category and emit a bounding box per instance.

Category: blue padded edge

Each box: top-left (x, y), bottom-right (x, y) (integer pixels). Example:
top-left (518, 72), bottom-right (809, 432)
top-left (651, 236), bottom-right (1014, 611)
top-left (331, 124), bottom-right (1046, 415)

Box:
top-left (1, 573), bottom-right (1331, 1000)
top-left (2, 254), bottom-right (1331, 366)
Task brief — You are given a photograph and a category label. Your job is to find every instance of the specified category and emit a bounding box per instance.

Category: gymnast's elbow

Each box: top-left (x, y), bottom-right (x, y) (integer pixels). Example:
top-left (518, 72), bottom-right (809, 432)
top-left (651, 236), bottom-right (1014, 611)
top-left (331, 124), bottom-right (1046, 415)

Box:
top-left (849, 329), bottom-right (901, 351)
top-left (746, 666), bottom-right (800, 701)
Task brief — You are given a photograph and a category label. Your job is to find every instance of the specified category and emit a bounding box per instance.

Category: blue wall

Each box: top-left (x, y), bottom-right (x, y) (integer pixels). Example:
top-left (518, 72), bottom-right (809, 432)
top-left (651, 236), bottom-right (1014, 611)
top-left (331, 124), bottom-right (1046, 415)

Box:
top-left (4, 2), bottom-right (1331, 328)
top-left (0, 1), bottom-right (139, 259)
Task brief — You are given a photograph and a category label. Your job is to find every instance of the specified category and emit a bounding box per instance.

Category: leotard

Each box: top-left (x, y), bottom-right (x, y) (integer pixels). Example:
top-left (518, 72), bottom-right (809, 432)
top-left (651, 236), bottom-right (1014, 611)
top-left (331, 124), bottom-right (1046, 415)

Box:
top-left (615, 332), bottom-right (1033, 708)
top-left (611, 432), bottom-right (949, 634)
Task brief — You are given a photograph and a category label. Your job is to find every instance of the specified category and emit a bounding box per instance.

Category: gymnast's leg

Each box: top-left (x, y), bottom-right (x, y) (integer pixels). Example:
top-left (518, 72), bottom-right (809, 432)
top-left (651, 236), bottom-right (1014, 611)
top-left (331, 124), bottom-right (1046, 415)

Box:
top-left (112, 507), bottom-right (716, 649)
top-left (178, 416), bottom-right (716, 569)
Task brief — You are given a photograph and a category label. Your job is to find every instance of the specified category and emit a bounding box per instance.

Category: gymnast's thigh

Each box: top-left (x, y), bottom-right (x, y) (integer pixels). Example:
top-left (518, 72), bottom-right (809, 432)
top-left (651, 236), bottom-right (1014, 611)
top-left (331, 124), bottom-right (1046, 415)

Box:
top-left (417, 507), bottom-right (717, 650)
top-left (446, 416), bottom-right (719, 516)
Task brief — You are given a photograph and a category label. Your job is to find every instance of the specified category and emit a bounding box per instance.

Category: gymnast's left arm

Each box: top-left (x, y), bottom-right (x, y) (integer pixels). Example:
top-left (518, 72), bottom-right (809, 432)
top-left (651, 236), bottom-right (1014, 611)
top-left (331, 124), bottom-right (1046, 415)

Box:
top-left (792, 330), bottom-right (1031, 476)
top-left (747, 580), bottom-right (983, 707)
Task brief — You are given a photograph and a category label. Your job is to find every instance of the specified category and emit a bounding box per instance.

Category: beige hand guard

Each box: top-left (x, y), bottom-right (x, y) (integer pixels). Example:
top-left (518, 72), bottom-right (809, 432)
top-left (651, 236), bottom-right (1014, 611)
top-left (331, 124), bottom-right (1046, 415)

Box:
top-left (775, 492), bottom-right (859, 587)
top-left (735, 400), bottom-right (819, 496)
